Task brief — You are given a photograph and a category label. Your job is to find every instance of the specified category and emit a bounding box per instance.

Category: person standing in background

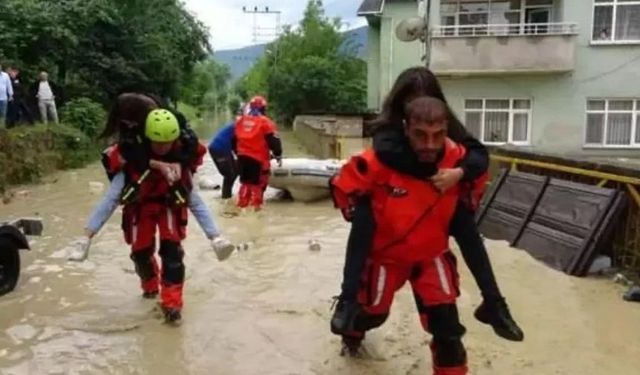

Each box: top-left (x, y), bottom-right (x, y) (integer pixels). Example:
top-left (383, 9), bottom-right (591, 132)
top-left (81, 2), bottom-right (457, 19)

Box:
top-left (0, 63), bottom-right (14, 128)
top-left (234, 96), bottom-right (282, 211)
top-left (6, 67), bottom-right (34, 127)
top-left (34, 71), bottom-right (59, 124)
top-left (208, 106), bottom-right (245, 202)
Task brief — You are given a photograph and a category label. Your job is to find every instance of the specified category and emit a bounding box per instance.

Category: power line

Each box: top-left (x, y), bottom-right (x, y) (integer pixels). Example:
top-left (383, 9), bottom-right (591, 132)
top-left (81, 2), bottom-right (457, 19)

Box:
top-left (574, 52), bottom-right (640, 85)
top-left (242, 5), bottom-right (282, 44)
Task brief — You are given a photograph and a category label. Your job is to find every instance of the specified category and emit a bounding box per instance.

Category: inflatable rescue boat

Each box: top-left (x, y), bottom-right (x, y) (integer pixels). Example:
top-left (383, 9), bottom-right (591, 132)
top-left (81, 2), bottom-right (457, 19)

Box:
top-left (269, 158), bottom-right (343, 202)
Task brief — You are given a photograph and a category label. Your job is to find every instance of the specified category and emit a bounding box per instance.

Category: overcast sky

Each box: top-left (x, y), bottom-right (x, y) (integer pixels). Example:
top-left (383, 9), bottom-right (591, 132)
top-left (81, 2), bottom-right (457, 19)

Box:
top-left (183, 0), bottom-right (366, 50)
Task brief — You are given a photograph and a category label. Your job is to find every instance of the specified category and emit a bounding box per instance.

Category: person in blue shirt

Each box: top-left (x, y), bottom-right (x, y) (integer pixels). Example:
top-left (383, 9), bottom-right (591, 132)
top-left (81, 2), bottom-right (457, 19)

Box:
top-left (209, 120), bottom-right (239, 200)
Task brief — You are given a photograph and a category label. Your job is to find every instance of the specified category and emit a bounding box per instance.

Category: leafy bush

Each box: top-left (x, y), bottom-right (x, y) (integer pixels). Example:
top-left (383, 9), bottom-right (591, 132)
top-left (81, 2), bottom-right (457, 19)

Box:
top-left (60, 98), bottom-right (106, 138)
top-left (0, 124), bottom-right (99, 193)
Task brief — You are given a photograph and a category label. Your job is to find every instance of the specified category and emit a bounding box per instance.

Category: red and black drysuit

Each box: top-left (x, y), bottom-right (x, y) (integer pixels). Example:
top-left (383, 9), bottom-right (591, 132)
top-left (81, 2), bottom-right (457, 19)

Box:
top-left (233, 113), bottom-right (282, 208)
top-left (331, 137), bottom-right (482, 375)
top-left (337, 124), bottom-right (498, 304)
top-left (102, 141), bottom-right (206, 311)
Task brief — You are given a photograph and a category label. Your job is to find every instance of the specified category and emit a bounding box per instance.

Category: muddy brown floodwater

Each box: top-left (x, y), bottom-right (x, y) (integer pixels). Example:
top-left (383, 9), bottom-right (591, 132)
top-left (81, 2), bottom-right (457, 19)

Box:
top-left (2, 136), bottom-right (640, 375)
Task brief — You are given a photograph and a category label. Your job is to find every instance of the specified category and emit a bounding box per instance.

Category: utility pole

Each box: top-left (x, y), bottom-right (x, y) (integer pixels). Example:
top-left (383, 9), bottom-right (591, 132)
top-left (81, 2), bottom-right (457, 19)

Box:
top-left (241, 6), bottom-right (282, 44)
top-left (423, 0), bottom-right (431, 68)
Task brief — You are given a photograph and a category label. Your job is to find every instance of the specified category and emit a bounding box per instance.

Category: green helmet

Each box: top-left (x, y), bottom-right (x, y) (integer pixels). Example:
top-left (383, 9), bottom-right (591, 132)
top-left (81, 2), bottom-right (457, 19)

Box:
top-left (145, 109), bottom-right (180, 143)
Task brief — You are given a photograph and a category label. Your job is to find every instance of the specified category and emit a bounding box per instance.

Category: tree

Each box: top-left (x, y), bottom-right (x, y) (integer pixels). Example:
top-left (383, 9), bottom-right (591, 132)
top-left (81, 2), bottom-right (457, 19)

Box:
top-left (180, 60), bottom-right (231, 113)
top-left (234, 57), bottom-right (269, 102)
top-left (228, 96), bottom-right (242, 115)
top-left (0, 0), bottom-right (211, 105)
top-left (235, 0), bottom-right (366, 125)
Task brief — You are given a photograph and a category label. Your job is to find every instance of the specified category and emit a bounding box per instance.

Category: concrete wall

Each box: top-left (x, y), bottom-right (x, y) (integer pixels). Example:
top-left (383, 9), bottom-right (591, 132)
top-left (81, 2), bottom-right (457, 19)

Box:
top-left (293, 115), bottom-right (370, 159)
top-left (430, 33), bottom-right (577, 75)
top-left (294, 115), bottom-right (363, 137)
top-left (339, 137), bottom-right (372, 159)
top-left (293, 118), bottom-right (331, 158)
top-left (430, 0), bottom-right (640, 156)
top-left (365, 1), bottom-right (424, 110)
top-left (367, 24), bottom-right (382, 110)
top-left (553, 0), bottom-right (563, 22)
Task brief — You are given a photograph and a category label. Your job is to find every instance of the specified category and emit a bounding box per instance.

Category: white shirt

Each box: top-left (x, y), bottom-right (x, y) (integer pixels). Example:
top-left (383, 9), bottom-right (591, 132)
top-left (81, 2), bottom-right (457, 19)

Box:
top-left (0, 72), bottom-right (13, 101)
top-left (38, 81), bottom-right (54, 101)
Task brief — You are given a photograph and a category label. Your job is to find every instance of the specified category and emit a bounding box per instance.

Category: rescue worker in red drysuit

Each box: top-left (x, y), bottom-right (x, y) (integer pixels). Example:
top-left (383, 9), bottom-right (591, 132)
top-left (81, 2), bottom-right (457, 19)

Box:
top-left (234, 95), bottom-right (283, 209)
top-left (331, 67), bottom-right (523, 343)
top-left (106, 109), bottom-right (207, 323)
top-left (330, 97), bottom-right (470, 374)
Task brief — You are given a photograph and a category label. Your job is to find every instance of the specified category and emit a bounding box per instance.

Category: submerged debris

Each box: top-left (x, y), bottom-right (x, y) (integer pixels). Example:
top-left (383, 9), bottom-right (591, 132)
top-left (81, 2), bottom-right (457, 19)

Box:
top-left (236, 242), bottom-right (252, 251)
top-left (308, 239), bottom-right (321, 252)
top-left (613, 273), bottom-right (633, 286)
top-left (198, 177), bottom-right (220, 191)
top-left (623, 285), bottom-right (640, 302)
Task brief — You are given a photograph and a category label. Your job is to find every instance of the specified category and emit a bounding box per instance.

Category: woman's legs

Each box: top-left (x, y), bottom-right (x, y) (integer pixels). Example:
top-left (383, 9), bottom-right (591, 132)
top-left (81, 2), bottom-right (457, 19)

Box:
top-left (450, 204), bottom-right (524, 341)
top-left (331, 198), bottom-right (375, 335)
top-left (450, 204), bottom-right (501, 300)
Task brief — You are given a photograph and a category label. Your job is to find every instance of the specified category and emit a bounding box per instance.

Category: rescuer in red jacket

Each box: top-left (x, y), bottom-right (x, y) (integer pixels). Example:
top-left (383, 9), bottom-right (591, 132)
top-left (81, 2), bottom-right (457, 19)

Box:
top-left (234, 95), bottom-right (282, 210)
top-left (107, 109), bottom-right (207, 324)
top-left (330, 97), bottom-right (470, 374)
top-left (331, 67), bottom-right (523, 345)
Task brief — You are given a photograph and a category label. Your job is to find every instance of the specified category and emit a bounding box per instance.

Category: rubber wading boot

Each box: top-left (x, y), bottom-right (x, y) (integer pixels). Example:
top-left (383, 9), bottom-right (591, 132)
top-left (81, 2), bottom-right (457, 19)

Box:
top-left (142, 291), bottom-right (159, 299)
top-left (163, 308), bottom-right (182, 325)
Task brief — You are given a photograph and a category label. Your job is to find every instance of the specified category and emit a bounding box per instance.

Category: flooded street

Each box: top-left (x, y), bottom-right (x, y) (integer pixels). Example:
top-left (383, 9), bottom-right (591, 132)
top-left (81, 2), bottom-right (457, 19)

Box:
top-left (2, 138), bottom-right (640, 374)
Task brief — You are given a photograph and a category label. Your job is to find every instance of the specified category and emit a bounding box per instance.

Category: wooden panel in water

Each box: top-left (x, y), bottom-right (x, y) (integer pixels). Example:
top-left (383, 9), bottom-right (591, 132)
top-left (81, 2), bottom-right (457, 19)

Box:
top-left (478, 169), bottom-right (627, 276)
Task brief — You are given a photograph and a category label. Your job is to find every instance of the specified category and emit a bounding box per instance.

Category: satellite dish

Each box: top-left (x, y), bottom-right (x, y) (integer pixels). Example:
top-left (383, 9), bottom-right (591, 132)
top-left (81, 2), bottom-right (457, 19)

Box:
top-left (395, 17), bottom-right (428, 42)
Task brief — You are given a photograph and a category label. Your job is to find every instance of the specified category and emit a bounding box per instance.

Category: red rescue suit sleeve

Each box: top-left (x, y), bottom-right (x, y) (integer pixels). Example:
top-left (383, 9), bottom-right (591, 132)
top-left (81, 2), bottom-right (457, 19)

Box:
top-left (467, 172), bottom-right (489, 211)
top-left (330, 153), bottom-right (375, 221)
top-left (263, 117), bottom-right (278, 134)
top-left (101, 144), bottom-right (126, 179)
top-left (188, 142), bottom-right (207, 173)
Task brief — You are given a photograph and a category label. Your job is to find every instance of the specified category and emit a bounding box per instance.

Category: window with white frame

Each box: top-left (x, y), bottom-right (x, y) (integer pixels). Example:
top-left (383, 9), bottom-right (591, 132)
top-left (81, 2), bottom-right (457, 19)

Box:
top-left (592, 0), bottom-right (640, 42)
top-left (464, 99), bottom-right (531, 144)
top-left (585, 99), bottom-right (640, 147)
top-left (440, 0), bottom-right (555, 36)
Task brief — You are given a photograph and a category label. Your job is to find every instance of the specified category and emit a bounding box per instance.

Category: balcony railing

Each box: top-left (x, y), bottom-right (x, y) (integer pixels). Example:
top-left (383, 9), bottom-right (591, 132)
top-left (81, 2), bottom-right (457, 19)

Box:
top-left (431, 22), bottom-right (579, 38)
